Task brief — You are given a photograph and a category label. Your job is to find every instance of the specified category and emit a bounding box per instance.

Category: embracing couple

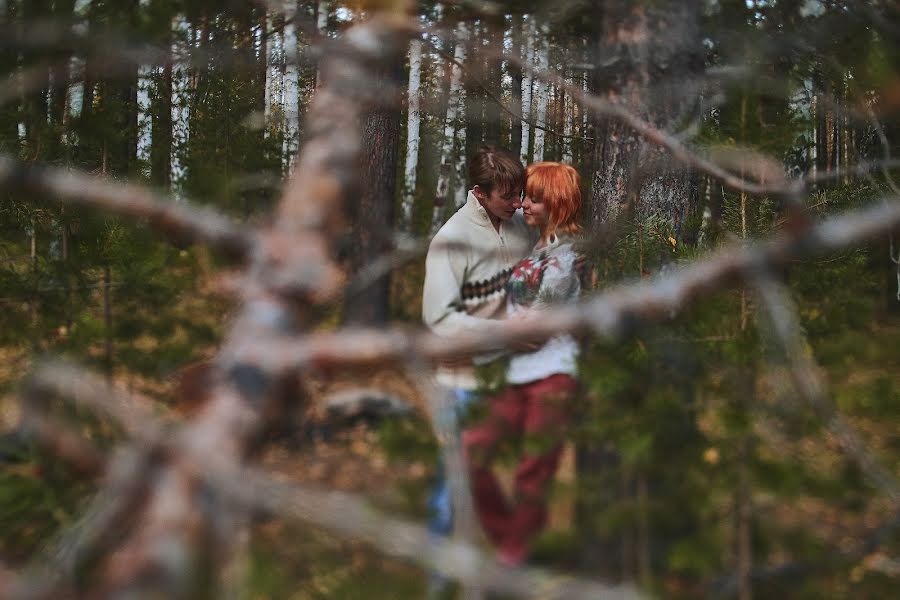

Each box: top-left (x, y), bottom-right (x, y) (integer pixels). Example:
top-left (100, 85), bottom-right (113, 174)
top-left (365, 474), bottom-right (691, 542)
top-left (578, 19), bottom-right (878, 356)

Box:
top-left (422, 145), bottom-right (584, 567)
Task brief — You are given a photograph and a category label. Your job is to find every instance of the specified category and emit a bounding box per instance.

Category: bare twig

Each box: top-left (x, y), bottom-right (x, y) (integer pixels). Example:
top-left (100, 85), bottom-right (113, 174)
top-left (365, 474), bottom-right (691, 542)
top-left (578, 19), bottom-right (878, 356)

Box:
top-left (0, 156), bottom-right (255, 260)
top-left (25, 360), bottom-right (170, 445)
top-left (18, 413), bottom-right (106, 478)
top-left (13, 448), bottom-right (153, 600)
top-left (751, 272), bottom-right (900, 502)
top-left (257, 198), bottom-right (900, 370)
top-left (204, 458), bottom-right (643, 600)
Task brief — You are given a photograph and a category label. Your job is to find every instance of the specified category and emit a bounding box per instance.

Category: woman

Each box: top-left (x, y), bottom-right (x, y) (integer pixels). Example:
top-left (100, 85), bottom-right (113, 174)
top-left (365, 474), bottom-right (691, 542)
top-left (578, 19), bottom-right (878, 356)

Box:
top-left (462, 161), bottom-right (584, 566)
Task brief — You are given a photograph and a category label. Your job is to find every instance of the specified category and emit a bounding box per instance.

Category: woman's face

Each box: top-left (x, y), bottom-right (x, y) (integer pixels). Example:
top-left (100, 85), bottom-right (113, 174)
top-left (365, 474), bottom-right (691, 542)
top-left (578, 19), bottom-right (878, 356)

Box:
top-left (522, 194), bottom-right (549, 229)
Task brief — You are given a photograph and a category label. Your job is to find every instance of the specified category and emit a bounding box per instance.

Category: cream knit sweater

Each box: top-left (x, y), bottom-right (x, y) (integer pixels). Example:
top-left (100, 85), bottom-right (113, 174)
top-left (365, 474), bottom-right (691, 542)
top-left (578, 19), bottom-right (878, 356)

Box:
top-left (423, 190), bottom-right (536, 388)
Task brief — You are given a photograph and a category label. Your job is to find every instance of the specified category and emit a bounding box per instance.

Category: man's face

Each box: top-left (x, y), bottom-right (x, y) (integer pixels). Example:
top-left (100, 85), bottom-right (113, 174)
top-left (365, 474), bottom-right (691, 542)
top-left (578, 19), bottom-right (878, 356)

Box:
top-left (474, 185), bottom-right (523, 222)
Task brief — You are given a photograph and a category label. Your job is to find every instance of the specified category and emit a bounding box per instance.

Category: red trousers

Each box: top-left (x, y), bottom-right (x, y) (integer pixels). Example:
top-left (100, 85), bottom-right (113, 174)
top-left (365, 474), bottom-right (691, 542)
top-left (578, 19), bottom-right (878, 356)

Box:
top-left (461, 373), bottom-right (578, 565)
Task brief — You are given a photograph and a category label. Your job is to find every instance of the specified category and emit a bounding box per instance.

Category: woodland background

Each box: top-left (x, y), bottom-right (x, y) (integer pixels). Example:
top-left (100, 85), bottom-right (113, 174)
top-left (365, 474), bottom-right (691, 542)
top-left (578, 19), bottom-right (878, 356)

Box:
top-left (1, 0), bottom-right (900, 598)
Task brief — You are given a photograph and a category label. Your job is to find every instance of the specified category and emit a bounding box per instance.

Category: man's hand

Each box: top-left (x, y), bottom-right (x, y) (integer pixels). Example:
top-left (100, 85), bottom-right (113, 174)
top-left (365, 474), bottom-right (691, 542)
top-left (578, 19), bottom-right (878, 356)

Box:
top-left (437, 354), bottom-right (474, 369)
top-left (507, 310), bottom-right (544, 352)
top-left (512, 339), bottom-right (543, 352)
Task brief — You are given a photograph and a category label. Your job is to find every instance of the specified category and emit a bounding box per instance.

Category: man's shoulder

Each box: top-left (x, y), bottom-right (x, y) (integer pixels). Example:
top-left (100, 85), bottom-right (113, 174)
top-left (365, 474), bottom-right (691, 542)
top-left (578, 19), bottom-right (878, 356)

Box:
top-left (432, 206), bottom-right (479, 243)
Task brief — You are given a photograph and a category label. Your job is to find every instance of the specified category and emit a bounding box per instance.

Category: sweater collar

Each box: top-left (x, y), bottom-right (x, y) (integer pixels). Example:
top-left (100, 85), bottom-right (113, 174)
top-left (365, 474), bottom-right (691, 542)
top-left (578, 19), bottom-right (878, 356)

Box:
top-left (535, 232), bottom-right (573, 252)
top-left (464, 189), bottom-right (497, 230)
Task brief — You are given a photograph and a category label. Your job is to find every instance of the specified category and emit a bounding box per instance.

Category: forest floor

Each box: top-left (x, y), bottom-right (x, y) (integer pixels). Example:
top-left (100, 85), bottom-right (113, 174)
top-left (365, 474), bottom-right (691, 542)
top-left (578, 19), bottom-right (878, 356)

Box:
top-left (1, 278), bottom-right (898, 596)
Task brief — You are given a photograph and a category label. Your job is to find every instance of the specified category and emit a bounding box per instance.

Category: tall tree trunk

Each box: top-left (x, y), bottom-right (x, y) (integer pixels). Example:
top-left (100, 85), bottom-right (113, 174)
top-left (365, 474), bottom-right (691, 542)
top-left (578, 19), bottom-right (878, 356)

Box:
top-left (282, 2), bottom-right (300, 174)
top-left (478, 17), bottom-right (504, 147)
top-left (400, 37), bottom-right (422, 229)
top-left (532, 23), bottom-right (549, 162)
top-left (453, 23), bottom-right (470, 209)
top-left (519, 15), bottom-right (535, 164)
top-left (343, 60), bottom-right (403, 324)
top-left (152, 31), bottom-right (173, 188)
top-left (431, 22), bottom-right (467, 236)
top-left (587, 0), bottom-right (702, 239)
top-left (47, 0), bottom-right (75, 156)
top-left (22, 0), bottom-right (52, 158)
top-left (136, 0), bottom-right (153, 166)
top-left (509, 15), bottom-right (523, 158)
top-left (137, 65), bottom-right (154, 177)
top-left (562, 75), bottom-right (574, 163)
top-left (263, 14), bottom-right (280, 140)
top-left (170, 15), bottom-right (192, 197)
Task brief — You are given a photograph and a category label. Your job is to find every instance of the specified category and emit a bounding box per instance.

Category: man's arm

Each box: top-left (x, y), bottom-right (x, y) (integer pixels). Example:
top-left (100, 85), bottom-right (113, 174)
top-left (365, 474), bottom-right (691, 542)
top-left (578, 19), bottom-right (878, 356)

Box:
top-left (422, 236), bottom-right (504, 336)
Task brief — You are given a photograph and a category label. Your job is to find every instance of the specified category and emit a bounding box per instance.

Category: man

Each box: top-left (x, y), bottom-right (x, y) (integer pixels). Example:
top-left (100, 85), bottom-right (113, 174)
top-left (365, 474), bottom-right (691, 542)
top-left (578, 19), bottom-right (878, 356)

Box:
top-left (422, 145), bottom-right (537, 546)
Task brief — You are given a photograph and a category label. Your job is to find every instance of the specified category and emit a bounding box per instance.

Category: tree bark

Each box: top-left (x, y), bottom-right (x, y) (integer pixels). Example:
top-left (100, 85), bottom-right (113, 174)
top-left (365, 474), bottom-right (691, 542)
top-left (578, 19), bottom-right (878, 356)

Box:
top-left (587, 0), bottom-right (702, 239)
top-left (170, 15), bottom-right (192, 197)
top-left (431, 22), bottom-right (467, 235)
top-left (532, 23), bottom-right (549, 162)
top-left (519, 15), bottom-right (535, 165)
top-left (282, 2), bottom-right (300, 174)
top-left (509, 15), bottom-right (523, 158)
top-left (343, 60), bottom-right (403, 324)
top-left (400, 37), bottom-right (422, 229)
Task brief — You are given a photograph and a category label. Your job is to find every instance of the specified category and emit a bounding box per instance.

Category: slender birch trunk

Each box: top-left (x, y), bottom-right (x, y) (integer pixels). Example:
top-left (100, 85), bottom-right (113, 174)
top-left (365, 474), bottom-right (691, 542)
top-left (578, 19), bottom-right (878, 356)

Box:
top-left (509, 15), bottom-right (523, 157)
top-left (171, 15), bottom-right (192, 198)
top-left (453, 88), bottom-right (467, 209)
top-left (400, 36), bottom-right (422, 229)
top-left (562, 79), bottom-right (573, 163)
top-left (263, 14), bottom-right (278, 140)
top-left (282, 4), bottom-right (300, 175)
top-left (532, 24), bottom-right (550, 162)
top-left (63, 54), bottom-right (84, 148)
top-left (452, 24), bottom-right (469, 209)
top-left (136, 53), bottom-right (153, 179)
top-left (519, 15), bottom-right (535, 164)
top-left (431, 22), bottom-right (467, 236)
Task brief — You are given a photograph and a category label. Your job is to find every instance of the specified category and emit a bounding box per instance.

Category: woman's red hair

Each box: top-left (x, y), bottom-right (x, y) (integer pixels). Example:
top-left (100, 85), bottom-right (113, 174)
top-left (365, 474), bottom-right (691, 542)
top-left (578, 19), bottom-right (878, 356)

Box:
top-left (524, 162), bottom-right (582, 235)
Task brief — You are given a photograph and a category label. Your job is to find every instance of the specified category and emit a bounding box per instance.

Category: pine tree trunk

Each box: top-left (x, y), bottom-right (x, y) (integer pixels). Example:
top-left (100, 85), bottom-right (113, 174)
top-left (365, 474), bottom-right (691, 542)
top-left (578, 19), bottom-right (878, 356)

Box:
top-left (462, 20), bottom-right (483, 160)
top-left (22, 0), bottom-right (51, 158)
top-left (479, 17), bottom-right (504, 147)
top-left (587, 0), bottom-right (702, 238)
top-left (152, 30), bottom-right (173, 188)
top-left (343, 61), bottom-right (403, 324)
top-left (509, 16), bottom-right (523, 157)
top-left (431, 22), bottom-right (467, 235)
top-left (453, 24), bottom-right (470, 209)
top-left (532, 23), bottom-right (550, 162)
top-left (400, 37), bottom-right (422, 229)
top-left (263, 14), bottom-right (279, 140)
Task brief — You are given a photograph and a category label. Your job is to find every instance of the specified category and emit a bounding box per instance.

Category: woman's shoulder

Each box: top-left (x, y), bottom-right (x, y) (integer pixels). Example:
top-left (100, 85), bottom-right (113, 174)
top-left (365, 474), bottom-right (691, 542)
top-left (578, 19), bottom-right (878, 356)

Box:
top-left (546, 234), bottom-right (585, 258)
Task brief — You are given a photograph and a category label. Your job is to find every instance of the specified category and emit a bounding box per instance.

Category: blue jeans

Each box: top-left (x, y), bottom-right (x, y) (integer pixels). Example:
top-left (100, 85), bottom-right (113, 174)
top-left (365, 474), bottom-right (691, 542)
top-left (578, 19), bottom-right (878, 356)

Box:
top-left (427, 388), bottom-right (478, 537)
